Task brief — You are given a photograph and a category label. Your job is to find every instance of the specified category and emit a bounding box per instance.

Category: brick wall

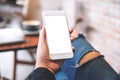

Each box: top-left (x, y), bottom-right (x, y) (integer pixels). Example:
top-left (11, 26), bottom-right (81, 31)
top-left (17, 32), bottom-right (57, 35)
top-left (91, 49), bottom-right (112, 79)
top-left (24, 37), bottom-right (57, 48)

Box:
top-left (77, 0), bottom-right (120, 73)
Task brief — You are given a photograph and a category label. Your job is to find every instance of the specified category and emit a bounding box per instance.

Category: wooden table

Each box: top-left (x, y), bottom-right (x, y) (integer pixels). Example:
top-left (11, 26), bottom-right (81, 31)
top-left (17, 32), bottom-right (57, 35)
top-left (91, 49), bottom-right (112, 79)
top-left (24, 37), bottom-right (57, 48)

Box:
top-left (0, 35), bottom-right (39, 80)
top-left (0, 35), bottom-right (39, 52)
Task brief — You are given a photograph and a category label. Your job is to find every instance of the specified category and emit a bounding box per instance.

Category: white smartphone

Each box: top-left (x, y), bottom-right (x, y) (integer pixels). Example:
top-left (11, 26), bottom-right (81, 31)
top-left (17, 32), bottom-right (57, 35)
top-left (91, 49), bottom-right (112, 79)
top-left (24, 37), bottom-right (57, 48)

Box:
top-left (42, 11), bottom-right (73, 60)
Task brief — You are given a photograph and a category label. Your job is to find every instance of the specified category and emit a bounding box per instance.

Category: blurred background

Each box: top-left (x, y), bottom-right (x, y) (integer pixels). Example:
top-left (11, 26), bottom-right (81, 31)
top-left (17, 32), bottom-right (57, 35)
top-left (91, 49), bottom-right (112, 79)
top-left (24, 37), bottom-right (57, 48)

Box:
top-left (0, 0), bottom-right (120, 80)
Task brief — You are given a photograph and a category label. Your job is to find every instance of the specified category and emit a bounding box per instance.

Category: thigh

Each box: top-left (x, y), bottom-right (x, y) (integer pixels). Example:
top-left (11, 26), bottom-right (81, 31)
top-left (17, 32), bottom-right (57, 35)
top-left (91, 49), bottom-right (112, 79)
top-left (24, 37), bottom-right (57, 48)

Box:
top-left (55, 70), bottom-right (69, 80)
top-left (61, 34), bottom-right (95, 80)
top-left (75, 56), bottom-right (119, 80)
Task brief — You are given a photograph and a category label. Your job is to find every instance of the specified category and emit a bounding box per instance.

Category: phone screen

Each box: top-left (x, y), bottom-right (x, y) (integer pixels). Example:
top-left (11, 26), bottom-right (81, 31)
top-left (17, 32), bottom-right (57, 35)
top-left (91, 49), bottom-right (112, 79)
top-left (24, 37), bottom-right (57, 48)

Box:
top-left (44, 16), bottom-right (72, 54)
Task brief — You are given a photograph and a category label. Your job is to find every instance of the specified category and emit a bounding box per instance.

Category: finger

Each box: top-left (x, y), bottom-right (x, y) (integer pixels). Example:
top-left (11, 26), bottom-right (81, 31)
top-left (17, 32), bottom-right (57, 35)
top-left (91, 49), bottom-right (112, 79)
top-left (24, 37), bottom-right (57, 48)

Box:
top-left (38, 27), bottom-right (49, 55)
top-left (70, 35), bottom-right (74, 42)
top-left (72, 46), bottom-right (75, 51)
top-left (54, 59), bottom-right (64, 64)
top-left (40, 27), bottom-right (46, 42)
top-left (69, 27), bottom-right (73, 34)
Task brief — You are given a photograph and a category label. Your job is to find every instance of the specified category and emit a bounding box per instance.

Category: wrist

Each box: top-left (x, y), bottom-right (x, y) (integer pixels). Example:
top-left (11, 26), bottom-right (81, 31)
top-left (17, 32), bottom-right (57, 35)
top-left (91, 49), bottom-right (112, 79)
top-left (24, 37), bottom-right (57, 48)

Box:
top-left (35, 59), bottom-right (57, 74)
top-left (35, 63), bottom-right (55, 74)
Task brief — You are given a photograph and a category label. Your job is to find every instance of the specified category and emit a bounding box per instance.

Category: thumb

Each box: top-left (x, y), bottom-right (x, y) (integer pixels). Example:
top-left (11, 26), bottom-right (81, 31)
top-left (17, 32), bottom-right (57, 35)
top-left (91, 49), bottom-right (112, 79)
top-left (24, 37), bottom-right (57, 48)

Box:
top-left (40, 27), bottom-right (46, 42)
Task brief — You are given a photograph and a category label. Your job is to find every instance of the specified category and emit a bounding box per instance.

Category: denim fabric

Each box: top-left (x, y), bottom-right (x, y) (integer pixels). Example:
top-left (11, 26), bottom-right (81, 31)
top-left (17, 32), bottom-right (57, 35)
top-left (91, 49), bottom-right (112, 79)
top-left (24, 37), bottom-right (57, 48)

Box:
top-left (55, 34), bottom-right (119, 80)
top-left (61, 34), bottom-right (95, 80)
top-left (75, 56), bottom-right (119, 80)
top-left (55, 70), bottom-right (69, 80)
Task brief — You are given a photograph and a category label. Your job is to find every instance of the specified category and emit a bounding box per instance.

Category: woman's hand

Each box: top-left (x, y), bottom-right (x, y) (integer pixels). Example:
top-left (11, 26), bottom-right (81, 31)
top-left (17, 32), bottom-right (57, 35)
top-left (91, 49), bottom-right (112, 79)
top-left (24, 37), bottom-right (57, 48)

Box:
top-left (35, 27), bottom-right (77, 73)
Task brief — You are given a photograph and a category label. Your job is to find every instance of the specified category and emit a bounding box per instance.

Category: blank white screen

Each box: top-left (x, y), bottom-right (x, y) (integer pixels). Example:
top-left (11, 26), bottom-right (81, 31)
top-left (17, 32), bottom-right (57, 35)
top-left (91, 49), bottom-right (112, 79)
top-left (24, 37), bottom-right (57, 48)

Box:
top-left (44, 16), bottom-right (72, 54)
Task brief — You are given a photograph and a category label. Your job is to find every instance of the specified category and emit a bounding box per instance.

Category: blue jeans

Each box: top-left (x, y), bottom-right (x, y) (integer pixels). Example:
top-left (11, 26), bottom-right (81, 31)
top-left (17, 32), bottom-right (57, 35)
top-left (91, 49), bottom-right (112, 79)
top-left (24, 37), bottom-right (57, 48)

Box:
top-left (55, 34), bottom-right (119, 80)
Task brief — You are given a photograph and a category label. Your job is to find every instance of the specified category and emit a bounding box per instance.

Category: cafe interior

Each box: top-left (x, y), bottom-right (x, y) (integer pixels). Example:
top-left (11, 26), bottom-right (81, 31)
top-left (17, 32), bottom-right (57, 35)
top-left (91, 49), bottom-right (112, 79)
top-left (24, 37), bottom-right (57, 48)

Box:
top-left (0, 0), bottom-right (120, 80)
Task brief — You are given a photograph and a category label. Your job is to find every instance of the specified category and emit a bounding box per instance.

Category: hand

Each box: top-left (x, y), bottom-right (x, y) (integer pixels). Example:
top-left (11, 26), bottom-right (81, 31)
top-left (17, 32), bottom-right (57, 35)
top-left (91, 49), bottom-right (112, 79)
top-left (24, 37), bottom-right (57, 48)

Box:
top-left (35, 27), bottom-right (77, 73)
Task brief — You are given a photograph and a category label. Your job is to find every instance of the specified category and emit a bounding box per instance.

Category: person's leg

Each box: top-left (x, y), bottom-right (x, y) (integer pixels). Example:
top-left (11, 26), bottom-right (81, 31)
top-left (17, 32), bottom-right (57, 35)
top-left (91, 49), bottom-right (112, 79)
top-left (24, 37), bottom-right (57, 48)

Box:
top-left (61, 34), bottom-right (96, 80)
top-left (75, 56), bottom-right (119, 80)
top-left (61, 34), bottom-right (119, 80)
top-left (55, 70), bottom-right (69, 80)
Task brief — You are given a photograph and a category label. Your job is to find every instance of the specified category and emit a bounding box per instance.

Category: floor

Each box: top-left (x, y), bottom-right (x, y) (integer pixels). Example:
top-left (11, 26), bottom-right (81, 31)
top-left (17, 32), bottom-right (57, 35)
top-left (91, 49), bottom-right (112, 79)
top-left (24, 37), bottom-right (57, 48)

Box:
top-left (0, 50), bottom-right (35, 80)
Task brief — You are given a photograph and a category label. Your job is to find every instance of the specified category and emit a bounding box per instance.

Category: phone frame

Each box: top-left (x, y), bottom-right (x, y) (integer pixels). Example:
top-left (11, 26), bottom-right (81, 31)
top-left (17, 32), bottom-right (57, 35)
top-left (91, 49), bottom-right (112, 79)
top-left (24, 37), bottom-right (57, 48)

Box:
top-left (42, 11), bottom-right (73, 60)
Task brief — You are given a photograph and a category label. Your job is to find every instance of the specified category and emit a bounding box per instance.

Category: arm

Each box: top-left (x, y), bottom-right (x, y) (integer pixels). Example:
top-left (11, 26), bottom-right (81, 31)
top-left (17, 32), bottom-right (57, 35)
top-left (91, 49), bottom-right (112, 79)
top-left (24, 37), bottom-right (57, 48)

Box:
top-left (26, 27), bottom-right (56, 80)
top-left (26, 68), bottom-right (55, 80)
top-left (26, 27), bottom-right (74, 80)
